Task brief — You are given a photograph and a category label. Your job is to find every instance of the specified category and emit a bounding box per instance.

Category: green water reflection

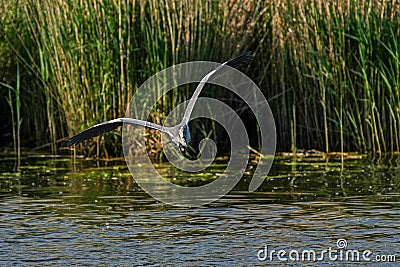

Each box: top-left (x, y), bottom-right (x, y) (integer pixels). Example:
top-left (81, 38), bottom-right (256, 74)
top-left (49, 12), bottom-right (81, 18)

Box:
top-left (0, 154), bottom-right (398, 266)
top-left (1, 155), bottom-right (399, 204)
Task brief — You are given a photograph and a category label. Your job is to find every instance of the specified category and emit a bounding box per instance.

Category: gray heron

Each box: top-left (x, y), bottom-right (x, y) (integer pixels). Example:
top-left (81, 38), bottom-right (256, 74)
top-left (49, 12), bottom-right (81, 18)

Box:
top-left (67, 51), bottom-right (252, 148)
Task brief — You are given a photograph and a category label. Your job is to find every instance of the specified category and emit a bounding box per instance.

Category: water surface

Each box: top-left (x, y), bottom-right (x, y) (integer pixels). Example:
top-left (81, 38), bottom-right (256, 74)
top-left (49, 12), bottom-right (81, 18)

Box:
top-left (0, 154), bottom-right (399, 266)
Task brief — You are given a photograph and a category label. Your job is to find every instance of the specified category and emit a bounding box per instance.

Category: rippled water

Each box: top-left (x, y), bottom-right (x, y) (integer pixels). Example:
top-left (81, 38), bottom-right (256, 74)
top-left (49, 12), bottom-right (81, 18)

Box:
top-left (0, 155), bottom-right (399, 266)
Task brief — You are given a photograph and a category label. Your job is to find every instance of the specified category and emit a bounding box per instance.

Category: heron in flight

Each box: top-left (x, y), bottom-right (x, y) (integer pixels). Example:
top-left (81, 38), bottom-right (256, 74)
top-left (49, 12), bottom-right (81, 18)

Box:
top-left (67, 51), bottom-right (252, 148)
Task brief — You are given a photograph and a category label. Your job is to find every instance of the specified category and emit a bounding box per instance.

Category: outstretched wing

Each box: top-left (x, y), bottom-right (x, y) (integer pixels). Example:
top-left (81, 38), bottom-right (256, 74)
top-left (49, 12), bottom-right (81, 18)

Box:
top-left (180, 51), bottom-right (252, 125)
top-left (67, 118), bottom-right (168, 146)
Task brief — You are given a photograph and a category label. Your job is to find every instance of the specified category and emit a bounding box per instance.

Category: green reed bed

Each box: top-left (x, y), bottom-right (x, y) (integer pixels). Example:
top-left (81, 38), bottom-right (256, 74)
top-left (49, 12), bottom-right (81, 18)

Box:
top-left (0, 0), bottom-right (399, 157)
top-left (260, 0), bottom-right (400, 153)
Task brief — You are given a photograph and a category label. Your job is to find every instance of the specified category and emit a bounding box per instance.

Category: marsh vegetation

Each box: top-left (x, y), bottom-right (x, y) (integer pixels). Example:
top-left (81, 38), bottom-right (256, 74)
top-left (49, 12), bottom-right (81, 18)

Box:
top-left (1, 0), bottom-right (399, 157)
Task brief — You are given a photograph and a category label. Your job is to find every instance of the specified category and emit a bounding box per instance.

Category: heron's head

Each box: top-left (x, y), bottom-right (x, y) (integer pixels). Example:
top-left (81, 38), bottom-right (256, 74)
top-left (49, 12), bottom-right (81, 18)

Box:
top-left (168, 124), bottom-right (191, 149)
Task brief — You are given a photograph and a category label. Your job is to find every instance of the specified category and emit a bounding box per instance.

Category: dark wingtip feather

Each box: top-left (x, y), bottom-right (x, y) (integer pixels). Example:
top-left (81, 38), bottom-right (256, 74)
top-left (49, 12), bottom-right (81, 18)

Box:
top-left (66, 135), bottom-right (82, 146)
top-left (66, 132), bottom-right (86, 146)
top-left (66, 120), bottom-right (123, 146)
top-left (66, 137), bottom-right (73, 146)
top-left (225, 51), bottom-right (253, 69)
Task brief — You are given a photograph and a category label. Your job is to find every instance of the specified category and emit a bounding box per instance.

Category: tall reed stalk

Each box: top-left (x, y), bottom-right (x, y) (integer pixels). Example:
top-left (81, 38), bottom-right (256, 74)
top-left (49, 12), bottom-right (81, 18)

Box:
top-left (2, 63), bottom-right (21, 168)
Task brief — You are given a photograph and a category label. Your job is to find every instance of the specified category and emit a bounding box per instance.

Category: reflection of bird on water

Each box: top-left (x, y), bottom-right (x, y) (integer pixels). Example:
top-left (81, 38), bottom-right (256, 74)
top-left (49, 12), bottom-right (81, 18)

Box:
top-left (67, 51), bottom-right (252, 149)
